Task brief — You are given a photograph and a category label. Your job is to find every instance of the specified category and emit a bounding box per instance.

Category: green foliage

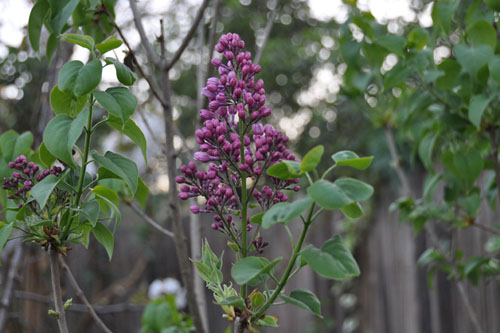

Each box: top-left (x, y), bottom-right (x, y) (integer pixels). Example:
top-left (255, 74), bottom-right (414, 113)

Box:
top-left (141, 295), bottom-right (193, 333)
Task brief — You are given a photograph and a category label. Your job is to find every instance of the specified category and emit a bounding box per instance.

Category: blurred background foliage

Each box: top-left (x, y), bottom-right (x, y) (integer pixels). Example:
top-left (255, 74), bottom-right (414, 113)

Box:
top-left (2, 0), bottom-right (500, 332)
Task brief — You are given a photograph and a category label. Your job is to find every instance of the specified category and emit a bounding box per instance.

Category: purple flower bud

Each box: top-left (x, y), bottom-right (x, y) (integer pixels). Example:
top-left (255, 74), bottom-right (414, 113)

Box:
top-left (247, 224), bottom-right (253, 231)
top-left (194, 152), bottom-right (212, 163)
top-left (190, 205), bottom-right (200, 214)
top-left (211, 58), bottom-right (222, 67)
top-left (7, 194), bottom-right (13, 199)
top-left (8, 162), bottom-right (14, 168)
top-left (178, 192), bottom-right (189, 200)
top-left (211, 222), bottom-right (219, 230)
top-left (13, 172), bottom-right (21, 179)
top-left (175, 176), bottom-right (185, 183)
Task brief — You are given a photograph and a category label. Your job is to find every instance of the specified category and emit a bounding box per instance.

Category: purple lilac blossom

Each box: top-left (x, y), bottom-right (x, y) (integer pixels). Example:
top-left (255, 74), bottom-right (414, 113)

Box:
top-left (177, 33), bottom-right (300, 240)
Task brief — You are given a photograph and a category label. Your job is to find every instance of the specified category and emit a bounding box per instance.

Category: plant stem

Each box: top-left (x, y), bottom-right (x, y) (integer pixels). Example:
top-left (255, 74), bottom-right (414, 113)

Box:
top-left (240, 129), bottom-right (249, 299)
top-left (49, 247), bottom-right (69, 333)
top-left (251, 204), bottom-right (314, 321)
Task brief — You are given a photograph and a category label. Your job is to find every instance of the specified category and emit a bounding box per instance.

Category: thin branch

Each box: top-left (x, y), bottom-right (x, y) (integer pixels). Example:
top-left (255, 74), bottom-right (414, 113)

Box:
top-left (59, 258), bottom-right (113, 333)
top-left (127, 201), bottom-right (174, 239)
top-left (384, 124), bottom-right (411, 196)
top-left (424, 225), bottom-right (483, 333)
top-left (128, 0), bottom-right (160, 66)
top-left (48, 247), bottom-right (69, 333)
top-left (0, 242), bottom-right (23, 331)
top-left (253, 4), bottom-right (279, 64)
top-left (14, 291), bottom-right (144, 314)
top-left (471, 222), bottom-right (500, 236)
top-left (204, 0), bottom-right (222, 81)
top-left (165, 0), bottom-right (211, 71)
top-left (110, 18), bottom-right (168, 109)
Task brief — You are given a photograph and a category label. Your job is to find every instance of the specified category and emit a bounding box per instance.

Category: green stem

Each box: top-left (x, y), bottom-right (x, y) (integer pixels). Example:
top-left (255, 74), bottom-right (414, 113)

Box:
top-left (61, 97), bottom-right (94, 240)
top-left (251, 203), bottom-right (315, 321)
top-left (240, 142), bottom-right (248, 299)
top-left (321, 164), bottom-right (336, 179)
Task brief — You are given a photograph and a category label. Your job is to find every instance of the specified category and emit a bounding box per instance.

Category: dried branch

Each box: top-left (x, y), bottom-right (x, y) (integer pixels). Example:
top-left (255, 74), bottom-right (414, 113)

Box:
top-left (48, 247), bottom-right (69, 333)
top-left (128, 0), bottom-right (160, 66)
top-left (0, 242), bottom-right (23, 331)
top-left (14, 290), bottom-right (144, 314)
top-left (59, 258), bottom-right (113, 333)
top-left (471, 222), bottom-right (500, 236)
top-left (127, 201), bottom-right (174, 239)
top-left (204, 0), bottom-right (222, 80)
top-left (253, 4), bottom-right (279, 64)
top-left (384, 124), bottom-right (411, 196)
top-left (165, 0), bottom-right (211, 71)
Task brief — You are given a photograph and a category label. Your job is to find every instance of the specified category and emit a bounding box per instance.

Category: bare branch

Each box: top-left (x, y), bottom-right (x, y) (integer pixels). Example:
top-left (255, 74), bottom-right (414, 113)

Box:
top-left (0, 242), bottom-right (23, 331)
top-left (165, 0), bottom-right (211, 70)
top-left (471, 222), bottom-right (500, 236)
top-left (253, 4), bottom-right (279, 64)
top-left (14, 290), bottom-right (144, 314)
top-left (110, 19), bottom-right (169, 109)
top-left (128, 0), bottom-right (161, 66)
top-left (127, 201), bottom-right (175, 239)
top-left (49, 247), bottom-right (69, 333)
top-left (59, 258), bottom-right (113, 333)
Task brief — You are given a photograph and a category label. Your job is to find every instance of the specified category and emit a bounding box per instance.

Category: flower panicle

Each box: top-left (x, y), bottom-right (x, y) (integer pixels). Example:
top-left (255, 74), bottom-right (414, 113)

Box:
top-left (177, 33), bottom-right (300, 241)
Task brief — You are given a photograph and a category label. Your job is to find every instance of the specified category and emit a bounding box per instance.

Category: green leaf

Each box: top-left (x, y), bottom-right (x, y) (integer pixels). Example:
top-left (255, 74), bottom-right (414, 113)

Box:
top-left (488, 56), bottom-right (500, 85)
top-left (92, 185), bottom-right (120, 216)
top-left (308, 178), bottom-right (373, 210)
top-left (50, 0), bottom-right (80, 34)
top-left (250, 212), bottom-right (265, 225)
top-left (81, 200), bottom-right (100, 227)
top-left (467, 20), bottom-right (496, 50)
top-left (341, 202), bottom-right (364, 219)
top-left (91, 151), bottom-right (138, 194)
top-left (106, 116), bottom-right (147, 163)
top-left (423, 173), bottom-right (442, 201)
top-left (436, 59), bottom-right (461, 90)
top-left (58, 61), bottom-right (84, 93)
top-left (134, 177), bottom-right (149, 209)
top-left (331, 150), bottom-right (373, 170)
top-left (43, 109), bottom-right (88, 168)
top-left (28, 0), bottom-right (49, 52)
top-left (454, 44), bottom-right (494, 79)
top-left (46, 34), bottom-right (59, 63)
top-left (218, 296), bottom-right (246, 309)
top-left (31, 174), bottom-right (66, 209)
top-left (92, 222), bottom-right (114, 260)
top-left (468, 94), bottom-right (491, 129)
top-left (231, 257), bottom-right (281, 285)
top-left (96, 35), bottom-right (123, 54)
top-left (300, 145), bottom-right (324, 172)
top-left (94, 87), bottom-right (137, 124)
top-left (262, 196), bottom-right (313, 229)
top-left (50, 85), bottom-right (87, 117)
top-left (418, 131), bottom-right (437, 170)
top-left (105, 57), bottom-right (136, 86)
top-left (0, 223), bottom-right (13, 257)
top-left (375, 35), bottom-right (406, 56)
top-left (280, 289), bottom-right (322, 318)
top-left (255, 315), bottom-right (279, 328)
top-left (267, 161), bottom-right (303, 180)
top-left (61, 33), bottom-right (95, 51)
top-left (37, 142), bottom-right (56, 168)
top-left (251, 291), bottom-right (265, 308)
top-left (74, 60), bottom-right (102, 96)
top-left (301, 235), bottom-right (360, 280)
top-left (432, 0), bottom-right (457, 34)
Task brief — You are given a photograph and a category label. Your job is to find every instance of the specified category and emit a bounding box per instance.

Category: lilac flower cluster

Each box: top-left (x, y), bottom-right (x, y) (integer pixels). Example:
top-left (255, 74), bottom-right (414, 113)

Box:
top-left (2, 155), bottom-right (62, 205)
top-left (177, 33), bottom-right (300, 239)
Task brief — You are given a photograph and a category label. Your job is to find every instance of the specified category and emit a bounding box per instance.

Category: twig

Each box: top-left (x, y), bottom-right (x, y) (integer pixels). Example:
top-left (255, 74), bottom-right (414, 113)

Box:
top-left (471, 222), bottom-right (500, 236)
top-left (14, 290), bottom-right (144, 314)
top-left (48, 247), bottom-right (69, 333)
top-left (128, 0), bottom-right (160, 66)
top-left (0, 241), bottom-right (23, 331)
top-left (127, 201), bottom-right (174, 239)
top-left (165, 0), bottom-right (211, 71)
top-left (59, 258), bottom-right (113, 333)
top-left (424, 225), bottom-right (483, 333)
top-left (384, 124), bottom-right (411, 196)
top-left (110, 18), bottom-right (168, 109)
top-left (253, 4), bottom-right (279, 64)
top-left (204, 0), bottom-right (222, 81)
